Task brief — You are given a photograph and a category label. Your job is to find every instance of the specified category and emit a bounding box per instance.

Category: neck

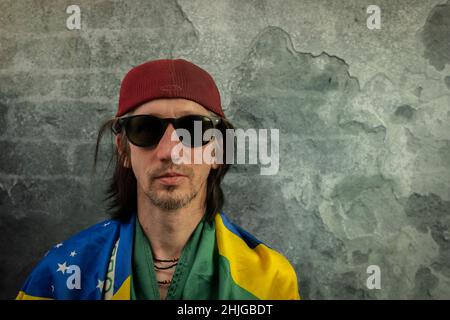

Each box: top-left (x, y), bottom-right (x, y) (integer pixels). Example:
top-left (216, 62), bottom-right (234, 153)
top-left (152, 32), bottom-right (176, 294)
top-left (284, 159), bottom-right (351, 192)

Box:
top-left (136, 187), bottom-right (206, 260)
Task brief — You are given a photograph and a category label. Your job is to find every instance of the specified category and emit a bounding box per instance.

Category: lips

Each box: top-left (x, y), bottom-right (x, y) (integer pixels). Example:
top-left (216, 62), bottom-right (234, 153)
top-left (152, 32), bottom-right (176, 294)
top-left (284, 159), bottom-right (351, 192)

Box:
top-left (156, 171), bottom-right (186, 178)
top-left (154, 171), bottom-right (187, 185)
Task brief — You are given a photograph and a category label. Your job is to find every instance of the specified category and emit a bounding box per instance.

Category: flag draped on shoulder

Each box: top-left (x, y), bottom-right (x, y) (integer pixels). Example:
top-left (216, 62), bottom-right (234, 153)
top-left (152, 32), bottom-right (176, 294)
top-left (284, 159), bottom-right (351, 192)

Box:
top-left (16, 212), bottom-right (300, 300)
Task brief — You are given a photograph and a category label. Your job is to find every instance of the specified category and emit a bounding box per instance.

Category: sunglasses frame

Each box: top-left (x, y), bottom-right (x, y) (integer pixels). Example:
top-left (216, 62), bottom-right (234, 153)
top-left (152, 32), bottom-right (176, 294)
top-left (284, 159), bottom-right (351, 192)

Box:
top-left (111, 114), bottom-right (222, 148)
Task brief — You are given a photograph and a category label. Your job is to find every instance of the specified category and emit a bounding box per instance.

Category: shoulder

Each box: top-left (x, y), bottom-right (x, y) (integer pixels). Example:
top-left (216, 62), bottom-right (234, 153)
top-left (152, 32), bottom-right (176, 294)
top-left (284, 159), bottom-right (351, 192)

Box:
top-left (44, 218), bottom-right (121, 262)
top-left (17, 218), bottom-right (121, 300)
top-left (214, 212), bottom-right (300, 300)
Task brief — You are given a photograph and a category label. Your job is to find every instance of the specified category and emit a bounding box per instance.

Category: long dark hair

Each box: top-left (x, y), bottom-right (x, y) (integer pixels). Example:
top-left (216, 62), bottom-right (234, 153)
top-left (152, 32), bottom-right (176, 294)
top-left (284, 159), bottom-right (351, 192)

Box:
top-left (93, 115), bottom-right (234, 222)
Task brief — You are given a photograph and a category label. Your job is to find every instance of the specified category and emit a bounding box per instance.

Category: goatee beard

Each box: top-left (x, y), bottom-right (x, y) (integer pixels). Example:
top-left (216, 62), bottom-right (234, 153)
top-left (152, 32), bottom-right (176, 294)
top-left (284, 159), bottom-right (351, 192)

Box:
top-left (147, 186), bottom-right (198, 211)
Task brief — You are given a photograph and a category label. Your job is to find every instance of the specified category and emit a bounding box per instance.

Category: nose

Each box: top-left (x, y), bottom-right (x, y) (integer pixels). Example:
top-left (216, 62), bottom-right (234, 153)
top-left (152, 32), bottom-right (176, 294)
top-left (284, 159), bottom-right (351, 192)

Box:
top-left (154, 124), bottom-right (181, 162)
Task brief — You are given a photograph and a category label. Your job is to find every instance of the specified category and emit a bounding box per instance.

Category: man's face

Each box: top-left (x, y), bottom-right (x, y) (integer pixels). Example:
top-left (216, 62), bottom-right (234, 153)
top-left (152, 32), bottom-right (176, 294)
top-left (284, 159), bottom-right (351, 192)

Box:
top-left (115, 98), bottom-right (219, 211)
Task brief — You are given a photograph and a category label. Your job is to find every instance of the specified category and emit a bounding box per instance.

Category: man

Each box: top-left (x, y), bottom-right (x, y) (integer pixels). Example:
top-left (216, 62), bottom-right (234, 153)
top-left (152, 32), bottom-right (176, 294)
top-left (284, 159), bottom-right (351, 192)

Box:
top-left (16, 59), bottom-right (300, 300)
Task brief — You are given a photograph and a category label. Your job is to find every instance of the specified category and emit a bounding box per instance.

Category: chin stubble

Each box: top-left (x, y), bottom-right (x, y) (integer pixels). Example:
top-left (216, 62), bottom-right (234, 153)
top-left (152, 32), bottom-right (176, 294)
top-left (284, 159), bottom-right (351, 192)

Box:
top-left (146, 174), bottom-right (200, 211)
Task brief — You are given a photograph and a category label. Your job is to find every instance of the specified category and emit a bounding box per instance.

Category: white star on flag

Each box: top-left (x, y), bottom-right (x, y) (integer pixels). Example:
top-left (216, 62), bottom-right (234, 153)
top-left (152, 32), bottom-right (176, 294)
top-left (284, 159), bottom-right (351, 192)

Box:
top-left (55, 243), bottom-right (63, 248)
top-left (96, 279), bottom-right (104, 291)
top-left (51, 285), bottom-right (54, 292)
top-left (57, 262), bottom-right (68, 274)
top-left (70, 251), bottom-right (77, 257)
top-left (103, 222), bottom-right (111, 227)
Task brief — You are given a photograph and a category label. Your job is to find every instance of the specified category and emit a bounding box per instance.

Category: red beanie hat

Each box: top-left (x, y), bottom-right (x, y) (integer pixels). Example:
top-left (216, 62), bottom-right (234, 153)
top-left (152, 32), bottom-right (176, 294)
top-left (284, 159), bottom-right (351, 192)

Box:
top-left (116, 59), bottom-right (225, 118)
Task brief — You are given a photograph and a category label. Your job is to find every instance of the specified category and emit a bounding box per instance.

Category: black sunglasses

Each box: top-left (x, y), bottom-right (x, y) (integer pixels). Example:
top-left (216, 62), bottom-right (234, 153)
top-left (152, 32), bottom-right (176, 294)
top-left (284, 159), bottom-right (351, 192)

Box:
top-left (112, 114), bottom-right (222, 148)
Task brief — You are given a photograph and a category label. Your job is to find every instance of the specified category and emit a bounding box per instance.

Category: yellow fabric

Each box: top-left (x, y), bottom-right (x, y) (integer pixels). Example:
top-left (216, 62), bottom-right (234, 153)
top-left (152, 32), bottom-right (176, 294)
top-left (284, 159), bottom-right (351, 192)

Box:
top-left (215, 214), bottom-right (300, 300)
top-left (16, 291), bottom-right (53, 300)
top-left (111, 276), bottom-right (131, 300)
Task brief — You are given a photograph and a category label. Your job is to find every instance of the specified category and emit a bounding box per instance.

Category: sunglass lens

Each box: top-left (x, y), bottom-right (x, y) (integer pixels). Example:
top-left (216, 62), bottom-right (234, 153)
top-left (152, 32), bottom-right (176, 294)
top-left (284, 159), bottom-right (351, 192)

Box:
top-left (125, 116), bottom-right (164, 147)
top-left (176, 116), bottom-right (214, 147)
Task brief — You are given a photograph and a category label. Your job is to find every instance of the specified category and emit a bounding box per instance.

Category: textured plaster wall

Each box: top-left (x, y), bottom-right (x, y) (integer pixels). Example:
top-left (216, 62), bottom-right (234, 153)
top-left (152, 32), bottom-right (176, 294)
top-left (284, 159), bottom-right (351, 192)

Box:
top-left (1, 0), bottom-right (449, 299)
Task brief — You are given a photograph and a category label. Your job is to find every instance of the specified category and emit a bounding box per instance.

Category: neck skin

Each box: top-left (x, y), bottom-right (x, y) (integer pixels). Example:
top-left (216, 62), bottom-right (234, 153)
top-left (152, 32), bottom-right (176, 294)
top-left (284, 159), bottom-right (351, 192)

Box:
top-left (136, 185), bottom-right (207, 260)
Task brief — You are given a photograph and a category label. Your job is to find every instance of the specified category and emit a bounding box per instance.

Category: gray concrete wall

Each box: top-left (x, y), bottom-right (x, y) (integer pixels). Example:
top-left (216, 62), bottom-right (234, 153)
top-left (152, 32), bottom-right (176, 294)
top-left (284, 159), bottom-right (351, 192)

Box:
top-left (1, 0), bottom-right (449, 299)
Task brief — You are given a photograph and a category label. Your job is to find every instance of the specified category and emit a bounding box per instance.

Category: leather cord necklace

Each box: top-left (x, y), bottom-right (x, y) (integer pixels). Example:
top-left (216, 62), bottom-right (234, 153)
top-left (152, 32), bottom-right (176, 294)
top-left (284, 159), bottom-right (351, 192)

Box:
top-left (153, 257), bottom-right (180, 286)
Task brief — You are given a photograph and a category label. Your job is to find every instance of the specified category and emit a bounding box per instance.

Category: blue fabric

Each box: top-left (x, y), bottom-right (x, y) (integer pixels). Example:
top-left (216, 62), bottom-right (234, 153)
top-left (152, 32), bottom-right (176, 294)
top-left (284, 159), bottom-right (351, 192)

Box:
top-left (18, 216), bottom-right (134, 299)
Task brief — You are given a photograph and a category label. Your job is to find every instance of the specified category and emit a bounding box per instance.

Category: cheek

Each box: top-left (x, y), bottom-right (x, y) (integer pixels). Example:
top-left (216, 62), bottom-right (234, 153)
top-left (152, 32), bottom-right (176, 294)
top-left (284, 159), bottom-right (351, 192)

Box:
top-left (129, 147), bottom-right (152, 177)
top-left (191, 164), bottom-right (212, 184)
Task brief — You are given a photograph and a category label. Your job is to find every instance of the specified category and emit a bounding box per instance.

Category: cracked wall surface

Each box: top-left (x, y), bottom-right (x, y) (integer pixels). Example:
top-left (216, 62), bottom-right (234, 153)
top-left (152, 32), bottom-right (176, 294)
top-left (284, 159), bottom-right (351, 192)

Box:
top-left (1, 0), bottom-right (450, 299)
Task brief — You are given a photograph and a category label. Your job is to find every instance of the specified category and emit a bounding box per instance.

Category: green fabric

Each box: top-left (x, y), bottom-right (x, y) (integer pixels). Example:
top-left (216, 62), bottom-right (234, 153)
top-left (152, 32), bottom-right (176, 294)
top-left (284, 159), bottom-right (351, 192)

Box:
top-left (216, 255), bottom-right (258, 299)
top-left (130, 216), bottom-right (161, 300)
top-left (130, 215), bottom-right (258, 300)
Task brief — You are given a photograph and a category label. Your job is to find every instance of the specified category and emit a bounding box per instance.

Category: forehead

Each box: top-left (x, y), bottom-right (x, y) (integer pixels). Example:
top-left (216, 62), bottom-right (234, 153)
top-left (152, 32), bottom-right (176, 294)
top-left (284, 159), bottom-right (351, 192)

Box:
top-left (130, 98), bottom-right (210, 117)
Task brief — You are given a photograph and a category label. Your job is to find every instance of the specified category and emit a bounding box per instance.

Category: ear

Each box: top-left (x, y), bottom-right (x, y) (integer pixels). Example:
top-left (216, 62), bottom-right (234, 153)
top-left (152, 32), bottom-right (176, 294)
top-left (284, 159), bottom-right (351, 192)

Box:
top-left (208, 140), bottom-right (220, 170)
top-left (115, 134), bottom-right (131, 168)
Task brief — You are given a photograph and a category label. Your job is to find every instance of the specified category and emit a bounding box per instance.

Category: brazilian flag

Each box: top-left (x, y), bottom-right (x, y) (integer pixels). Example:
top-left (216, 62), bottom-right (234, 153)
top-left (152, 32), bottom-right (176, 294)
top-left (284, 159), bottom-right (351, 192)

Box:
top-left (16, 212), bottom-right (300, 300)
